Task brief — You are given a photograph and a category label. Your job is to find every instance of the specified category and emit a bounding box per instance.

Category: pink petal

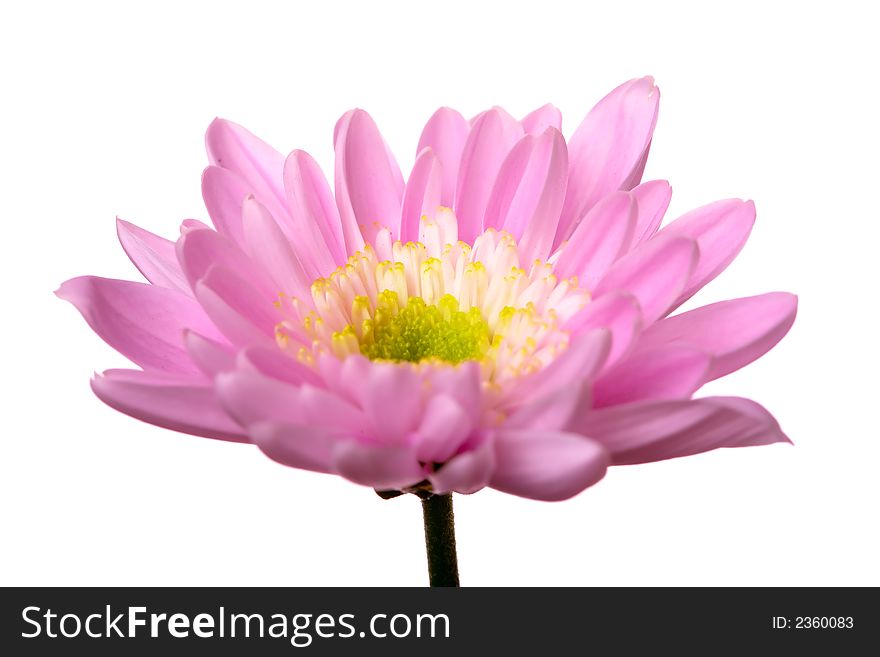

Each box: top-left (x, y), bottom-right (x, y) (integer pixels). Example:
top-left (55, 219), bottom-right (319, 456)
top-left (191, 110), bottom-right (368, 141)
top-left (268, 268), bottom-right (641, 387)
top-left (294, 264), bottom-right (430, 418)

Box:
top-left (334, 109), bottom-right (403, 244)
top-left (250, 421), bottom-right (339, 474)
top-left (180, 219), bottom-right (211, 234)
top-left (554, 191), bottom-right (636, 289)
top-left (283, 149), bottom-right (346, 271)
top-left (91, 369), bottom-right (246, 442)
top-left (238, 345), bottom-right (324, 387)
top-left (637, 292), bottom-right (798, 381)
top-left (194, 266), bottom-right (278, 346)
top-left (315, 353), bottom-right (372, 408)
top-left (400, 147), bottom-right (442, 244)
top-left (484, 127), bottom-right (568, 263)
top-left (619, 139), bottom-right (651, 191)
top-left (116, 219), bottom-right (190, 294)
top-left (424, 361), bottom-right (484, 425)
top-left (417, 107), bottom-right (469, 206)
top-left (217, 368), bottom-right (365, 435)
top-left (331, 112), bottom-right (366, 253)
top-left (630, 179), bottom-right (672, 246)
top-left (707, 397), bottom-right (793, 447)
top-left (56, 276), bottom-right (218, 374)
top-left (176, 227), bottom-right (276, 298)
top-left (205, 118), bottom-right (289, 226)
top-left (504, 329), bottom-right (610, 407)
top-left (454, 107), bottom-right (523, 243)
top-left (332, 441), bottom-right (424, 490)
top-left (201, 166), bottom-right (251, 245)
top-left (363, 363), bottom-right (423, 444)
top-left (555, 77), bottom-right (660, 248)
top-left (293, 384), bottom-right (367, 435)
top-left (412, 394), bottom-right (474, 464)
top-left (241, 196), bottom-right (310, 298)
top-left (661, 199), bottom-right (756, 306)
top-left (215, 368), bottom-right (303, 427)
top-left (429, 440), bottom-right (494, 495)
top-left (592, 345), bottom-right (711, 407)
top-left (183, 330), bottom-right (235, 377)
top-left (520, 104), bottom-right (562, 134)
top-left (562, 292), bottom-right (643, 368)
top-left (594, 234), bottom-right (698, 324)
top-left (575, 396), bottom-right (790, 465)
top-left (503, 383), bottom-right (588, 432)
top-left (490, 429), bottom-right (609, 501)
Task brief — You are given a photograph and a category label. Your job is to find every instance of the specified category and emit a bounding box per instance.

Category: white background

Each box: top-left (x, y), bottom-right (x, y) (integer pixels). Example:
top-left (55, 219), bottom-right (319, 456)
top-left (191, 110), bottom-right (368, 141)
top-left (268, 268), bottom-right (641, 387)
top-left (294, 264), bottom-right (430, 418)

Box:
top-left (1, 0), bottom-right (878, 586)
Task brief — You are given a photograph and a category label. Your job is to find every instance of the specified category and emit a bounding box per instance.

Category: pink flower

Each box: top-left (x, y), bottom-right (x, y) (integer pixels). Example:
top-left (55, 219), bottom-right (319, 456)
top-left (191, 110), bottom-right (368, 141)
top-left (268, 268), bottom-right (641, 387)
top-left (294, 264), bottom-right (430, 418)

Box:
top-left (58, 77), bottom-right (796, 502)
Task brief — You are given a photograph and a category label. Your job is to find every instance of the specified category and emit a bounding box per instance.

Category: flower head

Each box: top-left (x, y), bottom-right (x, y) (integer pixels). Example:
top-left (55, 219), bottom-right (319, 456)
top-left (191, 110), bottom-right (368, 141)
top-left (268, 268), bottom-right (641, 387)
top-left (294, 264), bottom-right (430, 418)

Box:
top-left (58, 77), bottom-right (796, 501)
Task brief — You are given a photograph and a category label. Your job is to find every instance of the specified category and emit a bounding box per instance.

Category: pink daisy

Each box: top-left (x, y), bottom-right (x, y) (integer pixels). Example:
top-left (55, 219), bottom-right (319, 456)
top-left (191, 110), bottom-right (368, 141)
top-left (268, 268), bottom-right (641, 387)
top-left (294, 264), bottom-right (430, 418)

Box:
top-left (58, 76), bottom-right (796, 506)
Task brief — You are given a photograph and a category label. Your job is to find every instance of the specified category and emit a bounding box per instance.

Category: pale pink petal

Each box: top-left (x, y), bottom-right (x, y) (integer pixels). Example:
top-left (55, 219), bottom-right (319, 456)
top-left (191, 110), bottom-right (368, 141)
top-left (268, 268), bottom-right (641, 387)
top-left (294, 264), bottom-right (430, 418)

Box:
top-left (201, 166), bottom-right (251, 245)
top-left (630, 179), bottom-right (672, 246)
top-left (331, 111), bottom-right (366, 253)
top-left (520, 104), bottom-right (562, 134)
top-left (250, 421), bottom-right (339, 474)
top-left (503, 383), bottom-right (588, 432)
top-left (91, 369), bottom-right (246, 442)
top-left (619, 139), bottom-right (651, 190)
top-left (429, 440), bottom-right (494, 495)
top-left (480, 134), bottom-right (537, 233)
top-left (176, 227), bottom-right (276, 298)
top-left (183, 330), bottom-right (235, 377)
top-left (400, 147), bottom-right (442, 244)
top-left (554, 191), bottom-right (636, 288)
top-left (335, 109), bottom-right (404, 243)
top-left (57, 276), bottom-right (219, 374)
top-left (205, 118), bottom-right (289, 225)
top-left (593, 345), bottom-right (711, 407)
top-left (282, 149), bottom-right (346, 271)
top-left (594, 235), bottom-right (698, 324)
top-left (556, 77), bottom-right (660, 248)
top-left (454, 107), bottom-right (523, 242)
top-left (116, 219), bottom-right (190, 294)
top-left (180, 219), bottom-right (211, 233)
top-left (417, 107), bottom-right (469, 206)
top-left (241, 196), bottom-right (310, 298)
top-left (661, 199), bottom-right (756, 307)
top-left (504, 329), bottom-right (610, 407)
top-left (215, 368), bottom-right (303, 427)
top-left (294, 384), bottom-right (367, 435)
top-left (239, 345), bottom-right (324, 387)
top-left (637, 292), bottom-right (798, 381)
top-left (562, 292), bottom-right (642, 368)
top-left (490, 429), bottom-right (609, 501)
top-left (363, 363), bottom-right (423, 444)
top-left (194, 266), bottom-right (279, 346)
top-left (217, 368), bottom-right (365, 436)
top-left (425, 361), bottom-right (483, 425)
top-left (314, 353), bottom-right (372, 408)
top-left (484, 127), bottom-right (568, 263)
top-left (332, 441), bottom-right (424, 490)
top-left (412, 394), bottom-right (474, 464)
top-left (574, 396), bottom-right (790, 465)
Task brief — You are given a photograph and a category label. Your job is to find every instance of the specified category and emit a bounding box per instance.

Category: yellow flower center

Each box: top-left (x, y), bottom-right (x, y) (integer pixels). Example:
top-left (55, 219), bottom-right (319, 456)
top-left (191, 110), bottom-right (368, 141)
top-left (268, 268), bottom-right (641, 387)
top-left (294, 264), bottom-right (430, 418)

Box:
top-left (272, 211), bottom-right (590, 389)
top-left (355, 291), bottom-right (490, 364)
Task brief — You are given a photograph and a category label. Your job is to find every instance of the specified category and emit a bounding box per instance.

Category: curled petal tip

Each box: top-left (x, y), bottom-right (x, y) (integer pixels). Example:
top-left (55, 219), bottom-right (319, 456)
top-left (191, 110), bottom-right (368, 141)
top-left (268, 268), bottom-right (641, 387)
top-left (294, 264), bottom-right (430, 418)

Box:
top-left (54, 276), bottom-right (83, 302)
top-left (638, 75), bottom-right (658, 92)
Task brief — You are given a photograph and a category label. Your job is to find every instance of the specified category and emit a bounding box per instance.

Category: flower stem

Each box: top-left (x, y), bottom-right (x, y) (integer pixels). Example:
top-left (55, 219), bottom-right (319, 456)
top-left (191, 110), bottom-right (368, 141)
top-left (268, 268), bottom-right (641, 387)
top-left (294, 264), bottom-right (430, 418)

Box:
top-left (420, 492), bottom-right (460, 587)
